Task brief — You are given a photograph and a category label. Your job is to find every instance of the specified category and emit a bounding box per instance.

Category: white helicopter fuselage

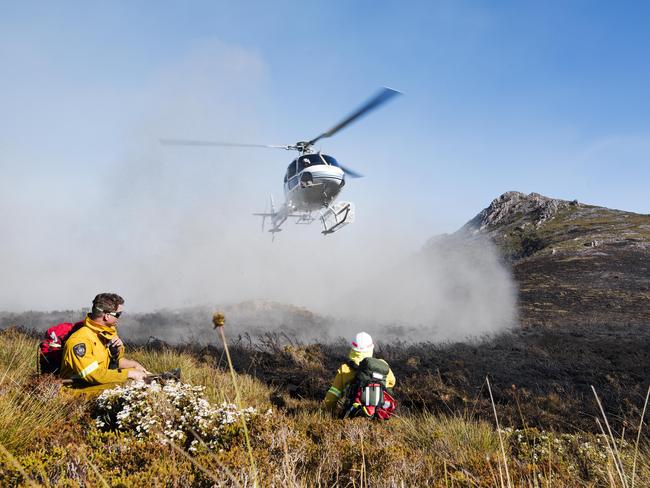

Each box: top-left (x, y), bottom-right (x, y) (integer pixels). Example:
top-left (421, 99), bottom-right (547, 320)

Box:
top-left (257, 152), bottom-right (354, 236)
top-left (283, 154), bottom-right (346, 212)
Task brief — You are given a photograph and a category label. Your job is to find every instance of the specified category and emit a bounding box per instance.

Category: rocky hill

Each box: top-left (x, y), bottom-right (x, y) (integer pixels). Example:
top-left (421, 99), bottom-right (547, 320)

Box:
top-left (458, 191), bottom-right (650, 327)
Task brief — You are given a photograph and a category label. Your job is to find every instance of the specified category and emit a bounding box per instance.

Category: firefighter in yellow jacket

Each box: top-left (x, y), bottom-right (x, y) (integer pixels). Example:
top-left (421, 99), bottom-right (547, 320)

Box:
top-left (61, 293), bottom-right (149, 392)
top-left (323, 331), bottom-right (396, 413)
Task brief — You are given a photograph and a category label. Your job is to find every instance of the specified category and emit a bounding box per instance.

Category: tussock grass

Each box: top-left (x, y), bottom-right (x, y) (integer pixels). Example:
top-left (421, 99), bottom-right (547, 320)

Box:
top-left (0, 328), bottom-right (38, 387)
top-left (0, 329), bottom-right (82, 453)
top-left (398, 413), bottom-right (500, 464)
top-left (0, 385), bottom-right (75, 452)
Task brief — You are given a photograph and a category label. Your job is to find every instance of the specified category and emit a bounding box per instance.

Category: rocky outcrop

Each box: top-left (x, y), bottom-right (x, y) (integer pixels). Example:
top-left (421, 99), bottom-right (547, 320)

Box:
top-left (462, 191), bottom-right (580, 234)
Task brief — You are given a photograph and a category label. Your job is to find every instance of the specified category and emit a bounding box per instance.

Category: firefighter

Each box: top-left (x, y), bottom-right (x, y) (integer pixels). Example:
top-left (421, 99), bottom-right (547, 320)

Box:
top-left (61, 293), bottom-right (149, 393)
top-left (322, 331), bottom-right (396, 414)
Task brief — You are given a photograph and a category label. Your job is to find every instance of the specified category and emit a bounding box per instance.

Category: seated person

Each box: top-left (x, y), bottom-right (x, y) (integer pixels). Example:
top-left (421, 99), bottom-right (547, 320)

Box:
top-left (61, 292), bottom-right (149, 392)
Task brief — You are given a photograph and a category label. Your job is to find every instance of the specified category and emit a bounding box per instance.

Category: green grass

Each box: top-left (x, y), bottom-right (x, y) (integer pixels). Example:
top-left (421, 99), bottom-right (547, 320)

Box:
top-left (491, 205), bottom-right (650, 257)
top-left (1, 328), bottom-right (648, 487)
top-left (540, 207), bottom-right (650, 240)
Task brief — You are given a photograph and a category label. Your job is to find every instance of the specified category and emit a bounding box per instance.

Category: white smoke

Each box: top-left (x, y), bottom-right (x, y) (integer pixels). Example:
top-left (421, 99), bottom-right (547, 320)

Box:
top-left (328, 234), bottom-right (517, 342)
top-left (0, 39), bottom-right (517, 343)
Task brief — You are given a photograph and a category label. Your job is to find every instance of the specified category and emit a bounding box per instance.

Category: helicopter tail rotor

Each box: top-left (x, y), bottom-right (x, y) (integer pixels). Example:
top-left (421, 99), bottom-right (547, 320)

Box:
top-left (253, 195), bottom-right (290, 239)
top-left (269, 194), bottom-right (276, 214)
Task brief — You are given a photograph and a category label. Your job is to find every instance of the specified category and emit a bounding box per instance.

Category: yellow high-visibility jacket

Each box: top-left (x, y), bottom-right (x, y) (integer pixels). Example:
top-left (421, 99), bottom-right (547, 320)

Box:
top-left (60, 316), bottom-right (129, 388)
top-left (323, 350), bottom-right (396, 411)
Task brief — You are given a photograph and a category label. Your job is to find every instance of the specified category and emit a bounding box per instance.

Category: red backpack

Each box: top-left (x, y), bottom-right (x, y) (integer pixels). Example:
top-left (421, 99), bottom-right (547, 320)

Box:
top-left (345, 385), bottom-right (397, 420)
top-left (341, 357), bottom-right (397, 420)
top-left (38, 321), bottom-right (83, 374)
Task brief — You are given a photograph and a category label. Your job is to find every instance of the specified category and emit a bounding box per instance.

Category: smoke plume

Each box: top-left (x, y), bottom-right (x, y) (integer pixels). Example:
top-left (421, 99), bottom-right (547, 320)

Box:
top-left (0, 40), bottom-right (516, 343)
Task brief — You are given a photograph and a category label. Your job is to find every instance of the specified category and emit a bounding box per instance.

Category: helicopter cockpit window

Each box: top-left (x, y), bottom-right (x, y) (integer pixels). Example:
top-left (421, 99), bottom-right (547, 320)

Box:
top-left (287, 161), bottom-right (297, 179)
top-left (322, 155), bottom-right (341, 168)
top-left (297, 154), bottom-right (323, 172)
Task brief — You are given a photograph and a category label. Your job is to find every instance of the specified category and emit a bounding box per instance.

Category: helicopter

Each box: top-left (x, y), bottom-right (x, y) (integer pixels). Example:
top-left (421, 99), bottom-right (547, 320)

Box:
top-left (160, 87), bottom-right (400, 236)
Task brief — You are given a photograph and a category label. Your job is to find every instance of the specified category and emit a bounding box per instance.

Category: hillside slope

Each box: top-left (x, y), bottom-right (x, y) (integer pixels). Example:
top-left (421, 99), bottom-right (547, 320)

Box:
top-left (460, 191), bottom-right (650, 327)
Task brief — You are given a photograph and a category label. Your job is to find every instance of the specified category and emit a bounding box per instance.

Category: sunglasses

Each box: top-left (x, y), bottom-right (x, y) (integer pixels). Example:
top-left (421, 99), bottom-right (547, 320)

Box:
top-left (97, 307), bottom-right (123, 318)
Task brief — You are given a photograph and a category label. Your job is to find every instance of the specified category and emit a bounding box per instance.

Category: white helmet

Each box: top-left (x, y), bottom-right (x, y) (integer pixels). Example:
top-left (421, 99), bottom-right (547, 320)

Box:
top-left (350, 331), bottom-right (374, 353)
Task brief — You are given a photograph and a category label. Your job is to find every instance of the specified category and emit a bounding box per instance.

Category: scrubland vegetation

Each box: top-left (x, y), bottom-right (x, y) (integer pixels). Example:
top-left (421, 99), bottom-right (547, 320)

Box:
top-left (1, 326), bottom-right (648, 487)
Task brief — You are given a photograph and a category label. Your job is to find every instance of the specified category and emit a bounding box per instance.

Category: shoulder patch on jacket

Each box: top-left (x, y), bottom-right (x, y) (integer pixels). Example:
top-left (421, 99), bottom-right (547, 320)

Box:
top-left (73, 343), bottom-right (86, 358)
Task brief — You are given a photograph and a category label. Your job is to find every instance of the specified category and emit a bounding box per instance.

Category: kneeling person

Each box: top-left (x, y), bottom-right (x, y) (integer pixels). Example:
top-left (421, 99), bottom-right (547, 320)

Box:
top-left (323, 331), bottom-right (397, 418)
top-left (61, 293), bottom-right (149, 392)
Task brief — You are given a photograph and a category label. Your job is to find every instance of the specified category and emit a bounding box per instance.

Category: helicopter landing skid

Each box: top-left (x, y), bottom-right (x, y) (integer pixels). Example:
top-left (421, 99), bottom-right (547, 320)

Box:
top-left (320, 201), bottom-right (355, 235)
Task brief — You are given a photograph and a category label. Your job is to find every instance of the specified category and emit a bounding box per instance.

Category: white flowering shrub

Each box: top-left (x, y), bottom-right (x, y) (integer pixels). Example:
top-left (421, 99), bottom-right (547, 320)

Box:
top-left (94, 380), bottom-right (264, 453)
top-left (507, 427), bottom-right (628, 478)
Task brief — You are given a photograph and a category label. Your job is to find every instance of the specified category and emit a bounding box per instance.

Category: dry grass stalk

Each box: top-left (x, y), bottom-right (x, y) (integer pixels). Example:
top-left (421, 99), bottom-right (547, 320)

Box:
top-left (631, 385), bottom-right (649, 488)
top-left (486, 376), bottom-right (512, 488)
top-left (213, 312), bottom-right (259, 488)
top-left (189, 428), bottom-right (244, 488)
top-left (485, 455), bottom-right (500, 487)
top-left (595, 417), bottom-right (626, 488)
top-left (78, 448), bottom-right (110, 488)
top-left (592, 385), bottom-right (628, 487)
top-left (0, 349), bottom-right (19, 386)
top-left (163, 437), bottom-right (228, 485)
top-left (360, 431), bottom-right (367, 488)
top-left (546, 435), bottom-right (552, 488)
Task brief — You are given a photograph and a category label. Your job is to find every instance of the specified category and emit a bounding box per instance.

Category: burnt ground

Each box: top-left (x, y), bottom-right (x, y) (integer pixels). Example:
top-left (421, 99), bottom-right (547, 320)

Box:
top-left (515, 245), bottom-right (650, 328)
top-left (163, 322), bottom-right (649, 435)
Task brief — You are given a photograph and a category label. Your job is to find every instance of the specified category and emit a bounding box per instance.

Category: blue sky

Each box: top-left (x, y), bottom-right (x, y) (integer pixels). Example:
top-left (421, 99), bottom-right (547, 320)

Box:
top-left (1, 1), bottom-right (649, 310)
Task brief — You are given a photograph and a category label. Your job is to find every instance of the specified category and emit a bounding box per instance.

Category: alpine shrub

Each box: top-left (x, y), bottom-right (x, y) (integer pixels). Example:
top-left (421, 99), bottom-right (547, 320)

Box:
top-left (94, 380), bottom-right (268, 453)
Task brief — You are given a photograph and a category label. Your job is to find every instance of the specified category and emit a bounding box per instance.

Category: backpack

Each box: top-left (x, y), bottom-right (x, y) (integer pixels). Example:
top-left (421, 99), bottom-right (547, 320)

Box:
top-left (342, 357), bottom-right (397, 420)
top-left (38, 321), bottom-right (83, 374)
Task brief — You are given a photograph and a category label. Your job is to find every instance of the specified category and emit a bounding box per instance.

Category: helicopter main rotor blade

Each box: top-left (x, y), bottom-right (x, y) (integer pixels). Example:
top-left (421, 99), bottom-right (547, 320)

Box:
top-left (307, 87), bottom-right (401, 146)
top-left (159, 138), bottom-right (291, 150)
top-left (339, 164), bottom-right (363, 178)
